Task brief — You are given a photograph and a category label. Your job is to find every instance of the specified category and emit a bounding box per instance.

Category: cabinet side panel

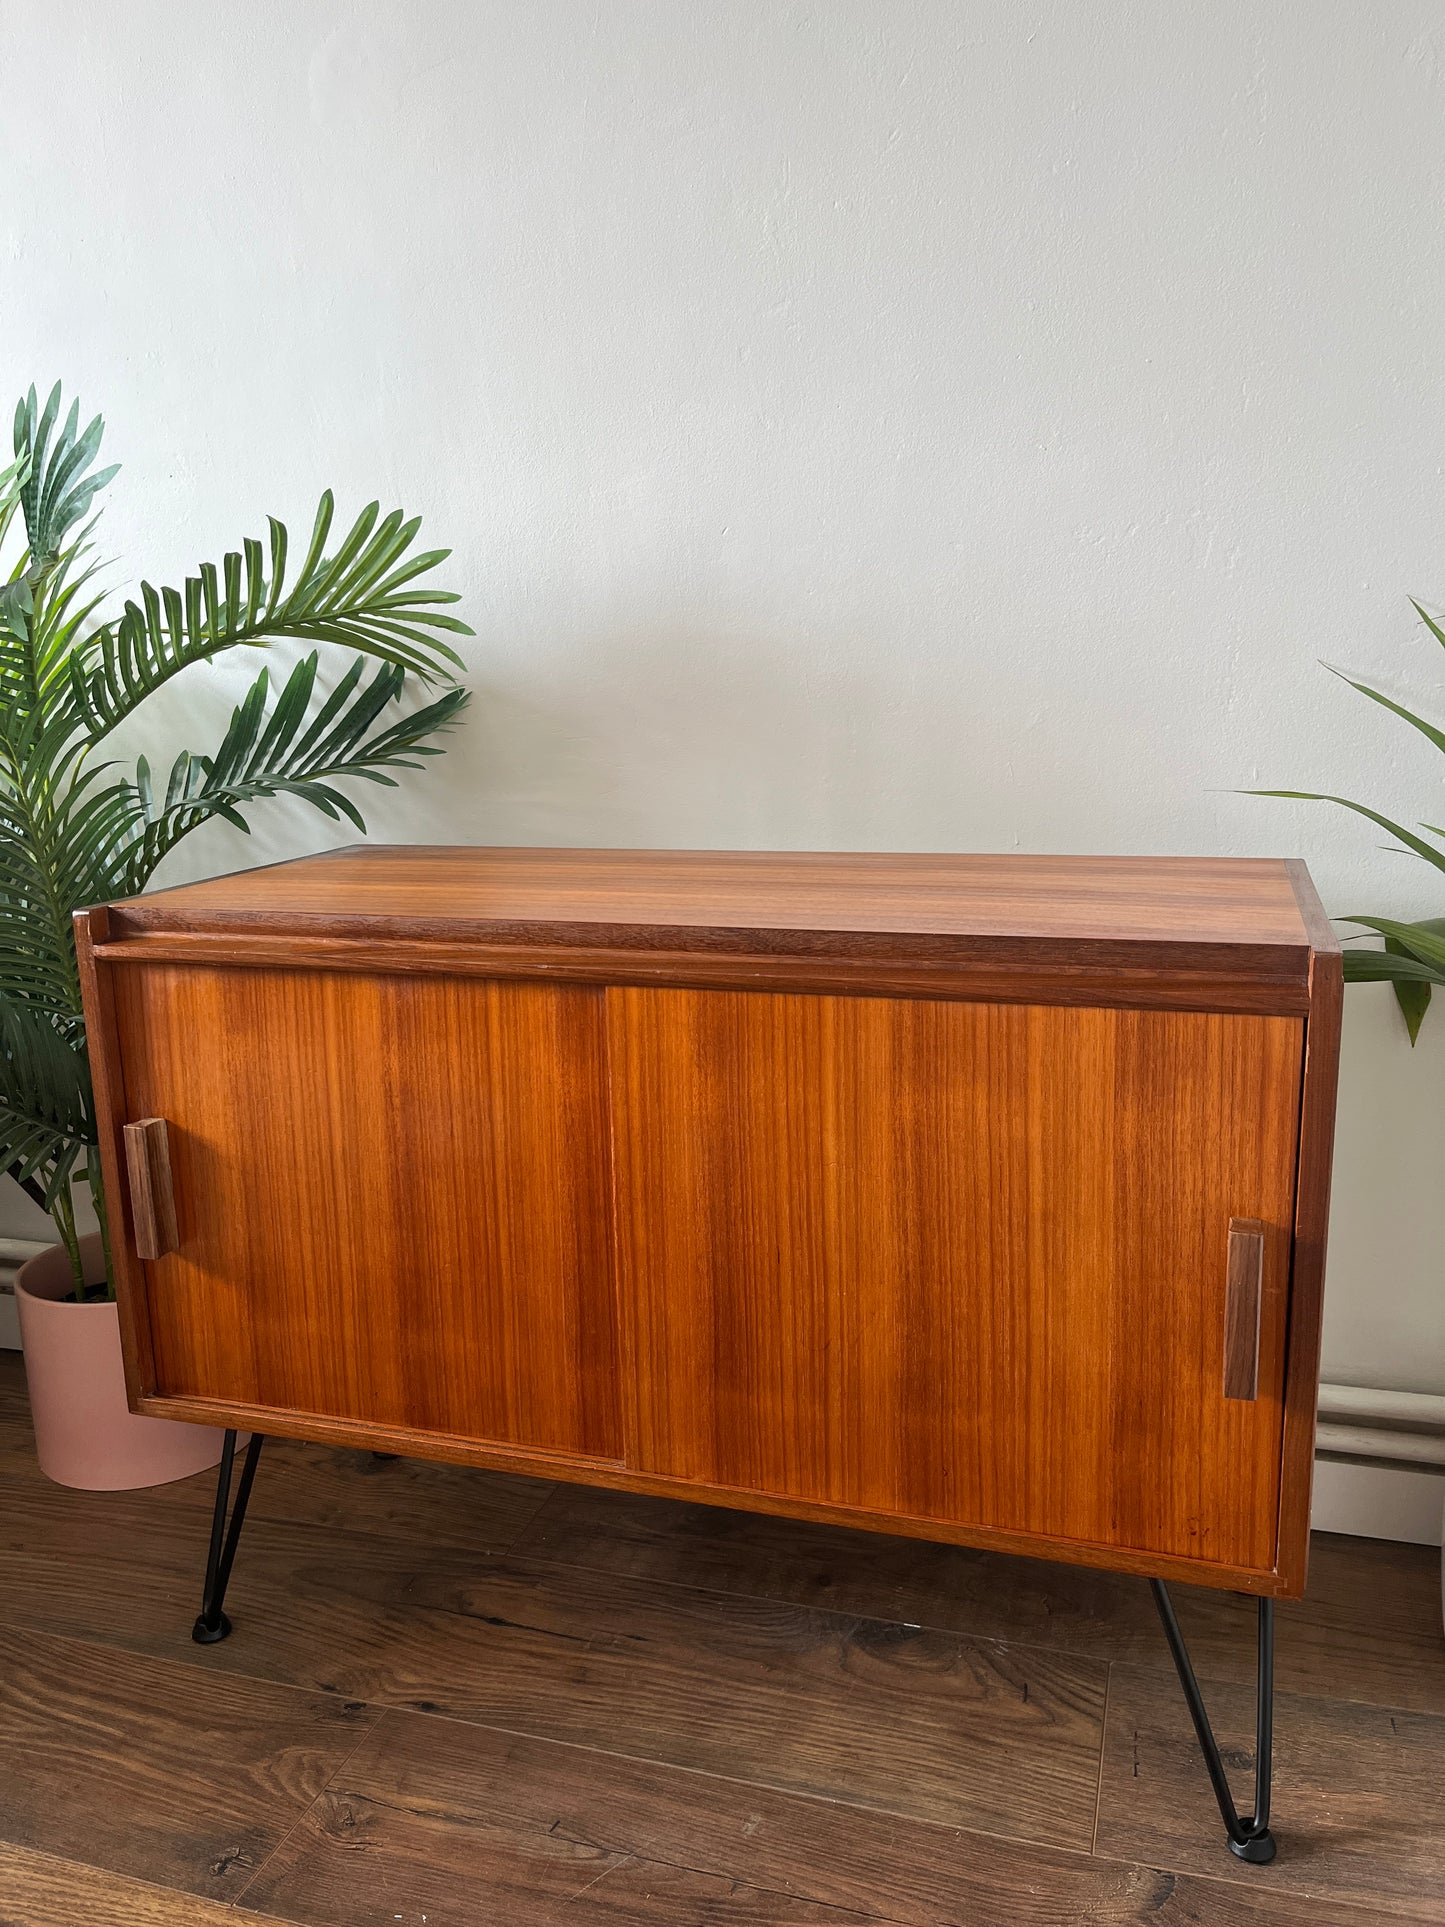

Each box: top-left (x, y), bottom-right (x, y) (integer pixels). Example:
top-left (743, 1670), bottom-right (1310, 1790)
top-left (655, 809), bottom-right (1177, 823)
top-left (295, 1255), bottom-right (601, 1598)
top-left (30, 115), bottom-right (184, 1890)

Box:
top-left (1276, 942), bottom-right (1344, 1592)
top-left (74, 916), bottom-right (156, 1402)
top-left (610, 989), bottom-right (1302, 1573)
top-left (110, 966), bottom-right (620, 1460)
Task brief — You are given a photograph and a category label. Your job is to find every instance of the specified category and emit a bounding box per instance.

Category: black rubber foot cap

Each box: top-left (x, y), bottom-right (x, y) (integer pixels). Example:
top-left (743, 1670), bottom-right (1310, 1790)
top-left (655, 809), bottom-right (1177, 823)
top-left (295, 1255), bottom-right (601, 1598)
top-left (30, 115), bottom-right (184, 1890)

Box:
top-left (192, 1611), bottom-right (232, 1644)
top-left (1228, 1830), bottom-right (1277, 1864)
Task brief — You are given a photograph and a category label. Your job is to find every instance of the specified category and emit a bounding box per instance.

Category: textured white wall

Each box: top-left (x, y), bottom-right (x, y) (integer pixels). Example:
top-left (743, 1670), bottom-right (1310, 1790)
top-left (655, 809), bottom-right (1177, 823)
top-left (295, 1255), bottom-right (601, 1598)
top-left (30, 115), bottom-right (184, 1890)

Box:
top-left (3, 1), bottom-right (1444, 1395)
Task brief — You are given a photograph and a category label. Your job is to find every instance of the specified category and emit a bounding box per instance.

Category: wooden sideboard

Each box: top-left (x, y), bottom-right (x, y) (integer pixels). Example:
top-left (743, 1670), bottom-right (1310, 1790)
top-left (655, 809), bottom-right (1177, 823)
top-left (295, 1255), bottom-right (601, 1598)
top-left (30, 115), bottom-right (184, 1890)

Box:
top-left (77, 845), bottom-right (1340, 1602)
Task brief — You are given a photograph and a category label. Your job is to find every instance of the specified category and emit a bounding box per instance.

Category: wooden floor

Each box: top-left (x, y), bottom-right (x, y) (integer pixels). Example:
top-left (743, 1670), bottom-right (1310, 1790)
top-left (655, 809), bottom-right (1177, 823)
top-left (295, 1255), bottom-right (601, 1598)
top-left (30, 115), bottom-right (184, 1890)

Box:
top-left (2, 1353), bottom-right (1443, 1926)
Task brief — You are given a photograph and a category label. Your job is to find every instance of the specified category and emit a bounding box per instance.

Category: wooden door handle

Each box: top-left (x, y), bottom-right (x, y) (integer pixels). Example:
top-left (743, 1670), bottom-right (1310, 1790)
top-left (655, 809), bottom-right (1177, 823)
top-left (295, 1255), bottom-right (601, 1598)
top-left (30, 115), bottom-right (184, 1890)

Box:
top-left (123, 1118), bottom-right (179, 1260)
top-left (1223, 1217), bottom-right (1265, 1401)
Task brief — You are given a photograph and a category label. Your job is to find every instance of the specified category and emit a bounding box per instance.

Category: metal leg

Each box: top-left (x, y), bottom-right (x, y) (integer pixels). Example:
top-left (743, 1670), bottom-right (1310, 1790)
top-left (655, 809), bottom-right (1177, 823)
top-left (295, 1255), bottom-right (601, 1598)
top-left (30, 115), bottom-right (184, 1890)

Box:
top-left (193, 1430), bottom-right (265, 1644)
top-left (1150, 1578), bottom-right (1276, 1863)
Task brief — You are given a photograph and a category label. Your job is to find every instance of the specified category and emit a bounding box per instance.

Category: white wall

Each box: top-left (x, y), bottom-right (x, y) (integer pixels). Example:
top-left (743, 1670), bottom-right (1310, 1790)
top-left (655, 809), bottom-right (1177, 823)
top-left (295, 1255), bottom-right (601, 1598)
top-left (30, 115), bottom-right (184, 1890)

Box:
top-left (3, 1), bottom-right (1444, 1403)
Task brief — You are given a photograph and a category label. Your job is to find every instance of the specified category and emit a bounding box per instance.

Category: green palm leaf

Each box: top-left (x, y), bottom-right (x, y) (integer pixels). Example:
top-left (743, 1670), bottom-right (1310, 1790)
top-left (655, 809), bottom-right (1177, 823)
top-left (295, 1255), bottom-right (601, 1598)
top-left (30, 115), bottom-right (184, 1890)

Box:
top-left (1340, 937), bottom-right (1443, 1043)
top-left (0, 996), bottom-right (94, 1207)
top-left (69, 489), bottom-right (471, 738)
top-left (0, 448), bottom-right (34, 656)
top-left (0, 449), bottom-right (27, 561)
top-left (13, 383), bottom-right (118, 565)
top-left (1323, 665), bottom-right (1445, 759)
top-left (1343, 914), bottom-right (1445, 975)
top-left (1258, 603), bottom-right (1445, 1041)
top-left (1251, 789), bottom-right (1445, 878)
top-left (122, 654), bottom-right (469, 889)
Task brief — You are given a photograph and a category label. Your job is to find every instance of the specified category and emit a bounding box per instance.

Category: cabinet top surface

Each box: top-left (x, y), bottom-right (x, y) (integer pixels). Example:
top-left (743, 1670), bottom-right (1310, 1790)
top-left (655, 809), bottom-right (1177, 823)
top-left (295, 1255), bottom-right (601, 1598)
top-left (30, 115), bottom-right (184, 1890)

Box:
top-left (109, 845), bottom-right (1328, 954)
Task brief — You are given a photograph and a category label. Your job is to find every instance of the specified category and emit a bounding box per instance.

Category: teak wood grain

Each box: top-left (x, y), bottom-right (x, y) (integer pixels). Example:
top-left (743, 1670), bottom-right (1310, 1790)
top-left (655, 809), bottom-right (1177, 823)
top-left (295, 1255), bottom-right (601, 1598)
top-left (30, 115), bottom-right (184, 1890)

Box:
top-left (73, 844), bottom-right (1341, 1599)
top-left (104, 845), bottom-right (1318, 944)
top-left (105, 965), bottom-right (620, 1460)
top-left (610, 990), bottom-right (1302, 1573)
top-left (89, 845), bottom-right (1320, 1013)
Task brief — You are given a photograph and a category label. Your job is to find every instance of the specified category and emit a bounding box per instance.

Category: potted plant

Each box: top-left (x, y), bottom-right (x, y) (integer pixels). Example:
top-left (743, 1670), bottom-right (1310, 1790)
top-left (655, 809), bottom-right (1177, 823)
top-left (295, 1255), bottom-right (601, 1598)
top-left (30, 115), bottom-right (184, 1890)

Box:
top-left (1, 383), bottom-right (470, 1487)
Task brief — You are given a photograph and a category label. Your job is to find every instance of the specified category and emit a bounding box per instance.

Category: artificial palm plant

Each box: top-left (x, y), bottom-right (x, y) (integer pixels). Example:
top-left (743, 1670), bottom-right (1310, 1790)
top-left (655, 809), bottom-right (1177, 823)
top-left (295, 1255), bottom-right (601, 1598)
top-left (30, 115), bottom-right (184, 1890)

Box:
top-left (1259, 597), bottom-right (1445, 1043)
top-left (1, 384), bottom-right (470, 1298)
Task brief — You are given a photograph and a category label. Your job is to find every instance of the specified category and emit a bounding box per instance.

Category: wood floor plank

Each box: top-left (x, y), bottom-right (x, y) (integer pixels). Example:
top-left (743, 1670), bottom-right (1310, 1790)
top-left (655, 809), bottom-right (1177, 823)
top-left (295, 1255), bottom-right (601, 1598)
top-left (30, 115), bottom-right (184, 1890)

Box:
top-left (0, 1483), bottom-right (1106, 1850)
top-left (514, 1483), bottom-right (1445, 1712)
top-left (0, 1355), bottom-right (551, 1554)
top-left (243, 1709), bottom-right (1438, 1927)
top-left (0, 1621), bottom-right (375, 1904)
top-left (0, 1354), bottom-right (34, 1479)
top-left (1097, 1663), bottom-right (1445, 1920)
top-left (0, 1843), bottom-right (297, 1927)
top-left (225, 1434), bottom-right (551, 1553)
top-left (0, 1349), bottom-right (26, 1420)
top-left (3, 1359), bottom-right (1443, 1923)
top-left (247, 1738), bottom-right (898, 1926)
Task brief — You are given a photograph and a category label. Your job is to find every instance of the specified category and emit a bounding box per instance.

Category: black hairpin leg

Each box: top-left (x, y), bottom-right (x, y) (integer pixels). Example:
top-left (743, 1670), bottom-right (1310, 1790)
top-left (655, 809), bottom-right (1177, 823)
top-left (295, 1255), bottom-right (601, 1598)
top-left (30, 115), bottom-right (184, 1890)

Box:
top-left (1150, 1578), bottom-right (1275, 1862)
top-left (193, 1430), bottom-right (265, 1644)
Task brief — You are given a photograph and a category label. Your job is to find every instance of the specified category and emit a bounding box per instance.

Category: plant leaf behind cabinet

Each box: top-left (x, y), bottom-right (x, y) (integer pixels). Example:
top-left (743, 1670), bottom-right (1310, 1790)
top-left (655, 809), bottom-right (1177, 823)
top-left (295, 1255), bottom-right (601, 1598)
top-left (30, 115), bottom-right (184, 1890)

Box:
top-left (1257, 600), bottom-right (1445, 1044)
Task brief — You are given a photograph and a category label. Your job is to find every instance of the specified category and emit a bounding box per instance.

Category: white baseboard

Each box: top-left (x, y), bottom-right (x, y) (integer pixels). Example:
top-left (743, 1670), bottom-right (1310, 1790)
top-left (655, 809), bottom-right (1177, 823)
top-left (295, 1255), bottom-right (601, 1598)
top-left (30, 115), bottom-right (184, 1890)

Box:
top-left (1311, 1457), bottom-right (1445, 1546)
top-left (0, 1236), bottom-right (46, 1352)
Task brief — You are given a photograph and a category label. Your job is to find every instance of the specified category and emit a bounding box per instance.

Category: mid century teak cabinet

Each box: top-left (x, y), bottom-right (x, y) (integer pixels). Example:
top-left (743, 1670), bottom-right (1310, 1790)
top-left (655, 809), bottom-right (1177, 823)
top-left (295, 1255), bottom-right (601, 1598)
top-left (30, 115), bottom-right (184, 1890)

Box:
top-left (77, 846), bottom-right (1339, 1603)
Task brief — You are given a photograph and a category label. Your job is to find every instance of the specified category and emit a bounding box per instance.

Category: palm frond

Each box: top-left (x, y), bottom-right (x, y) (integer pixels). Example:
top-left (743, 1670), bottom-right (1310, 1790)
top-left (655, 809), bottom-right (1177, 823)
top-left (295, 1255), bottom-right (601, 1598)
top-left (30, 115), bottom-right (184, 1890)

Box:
top-left (1323, 664), bottom-right (1445, 759)
top-left (0, 722), bottom-right (99, 1017)
top-left (0, 450), bottom-right (34, 649)
top-left (121, 653), bottom-right (469, 891)
top-left (1340, 936), bottom-right (1442, 1043)
top-left (1, 537), bottom-right (109, 741)
top-left (0, 448), bottom-right (27, 557)
top-left (1259, 596), bottom-right (1445, 1041)
top-left (70, 490), bottom-right (471, 738)
top-left (29, 534), bottom-right (107, 697)
top-left (12, 383), bottom-right (118, 565)
top-left (0, 570), bottom-right (33, 667)
top-left (1342, 914), bottom-right (1445, 976)
top-left (0, 996), bottom-right (94, 1207)
top-left (1250, 789), bottom-right (1445, 879)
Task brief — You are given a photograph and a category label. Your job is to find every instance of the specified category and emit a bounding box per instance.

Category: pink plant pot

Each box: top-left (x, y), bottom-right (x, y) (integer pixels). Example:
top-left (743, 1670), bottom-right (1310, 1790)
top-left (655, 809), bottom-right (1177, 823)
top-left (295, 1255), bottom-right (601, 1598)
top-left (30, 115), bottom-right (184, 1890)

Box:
top-left (15, 1233), bottom-right (225, 1490)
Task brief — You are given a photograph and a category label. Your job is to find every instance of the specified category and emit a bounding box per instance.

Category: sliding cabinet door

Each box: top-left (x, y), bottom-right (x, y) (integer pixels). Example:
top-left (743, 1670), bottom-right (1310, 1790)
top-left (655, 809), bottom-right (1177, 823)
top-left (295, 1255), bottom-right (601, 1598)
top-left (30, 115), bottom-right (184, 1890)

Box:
top-left (608, 988), bottom-right (1302, 1572)
top-left (110, 965), bottom-right (620, 1461)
